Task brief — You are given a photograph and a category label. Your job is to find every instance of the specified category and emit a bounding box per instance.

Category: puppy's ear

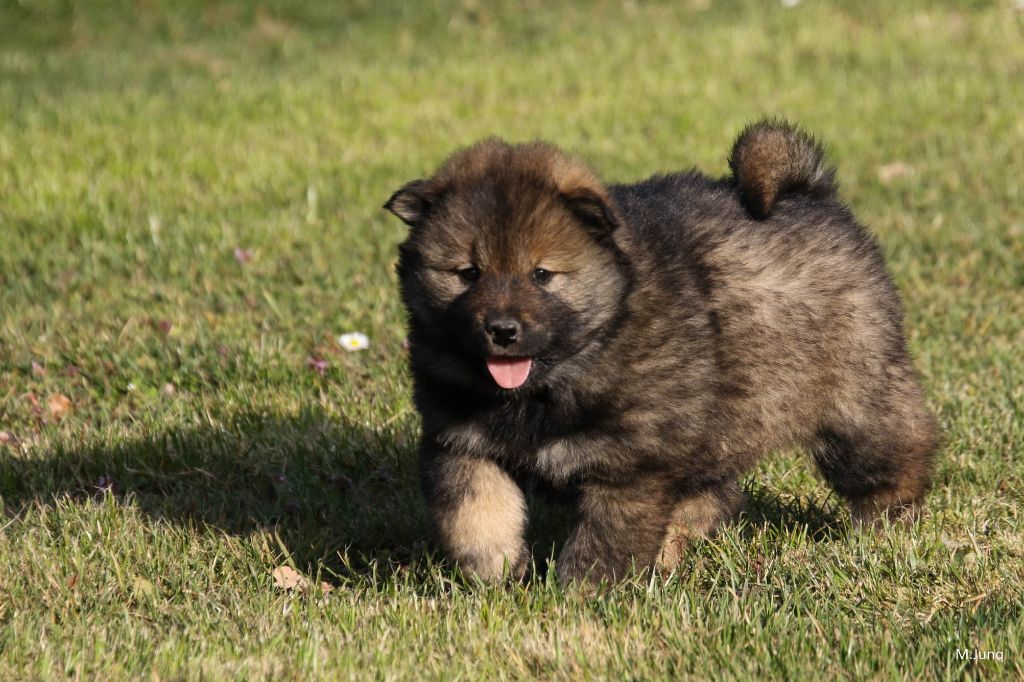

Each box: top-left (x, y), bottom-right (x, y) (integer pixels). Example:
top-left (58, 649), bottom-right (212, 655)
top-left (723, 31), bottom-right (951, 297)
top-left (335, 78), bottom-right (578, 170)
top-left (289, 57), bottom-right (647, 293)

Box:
top-left (562, 187), bottom-right (620, 238)
top-left (384, 179), bottom-right (436, 227)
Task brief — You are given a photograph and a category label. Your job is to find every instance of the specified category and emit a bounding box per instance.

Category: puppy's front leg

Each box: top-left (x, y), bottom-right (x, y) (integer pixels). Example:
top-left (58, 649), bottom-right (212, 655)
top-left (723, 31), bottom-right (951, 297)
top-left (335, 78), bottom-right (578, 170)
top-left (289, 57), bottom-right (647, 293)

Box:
top-left (557, 477), bottom-right (676, 585)
top-left (422, 446), bottom-right (528, 581)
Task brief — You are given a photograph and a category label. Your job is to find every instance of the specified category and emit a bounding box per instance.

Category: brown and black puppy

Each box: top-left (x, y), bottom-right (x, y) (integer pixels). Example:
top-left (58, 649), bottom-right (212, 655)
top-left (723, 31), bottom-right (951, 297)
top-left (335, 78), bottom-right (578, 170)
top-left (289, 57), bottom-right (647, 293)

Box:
top-left (385, 120), bottom-right (938, 585)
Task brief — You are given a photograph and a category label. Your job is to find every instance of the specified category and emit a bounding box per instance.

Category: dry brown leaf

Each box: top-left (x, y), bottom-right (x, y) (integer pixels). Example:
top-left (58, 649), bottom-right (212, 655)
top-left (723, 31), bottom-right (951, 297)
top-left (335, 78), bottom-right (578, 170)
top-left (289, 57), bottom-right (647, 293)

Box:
top-left (252, 12), bottom-right (295, 43)
top-left (272, 565), bottom-right (309, 592)
top-left (47, 394), bottom-right (74, 419)
top-left (271, 566), bottom-right (334, 594)
top-left (877, 161), bottom-right (914, 184)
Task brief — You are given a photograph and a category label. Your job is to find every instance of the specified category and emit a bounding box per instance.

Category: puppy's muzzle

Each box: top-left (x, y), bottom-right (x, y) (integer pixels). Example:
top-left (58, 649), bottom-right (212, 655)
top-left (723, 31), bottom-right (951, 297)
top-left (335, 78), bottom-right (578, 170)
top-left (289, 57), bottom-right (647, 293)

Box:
top-left (484, 315), bottom-right (522, 348)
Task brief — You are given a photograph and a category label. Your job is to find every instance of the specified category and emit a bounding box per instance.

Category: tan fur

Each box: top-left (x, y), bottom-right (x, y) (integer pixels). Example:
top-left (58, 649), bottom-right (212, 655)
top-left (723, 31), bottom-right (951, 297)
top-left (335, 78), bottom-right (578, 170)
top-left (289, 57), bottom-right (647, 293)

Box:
top-left (657, 485), bottom-right (745, 569)
top-left (435, 457), bottom-right (528, 580)
top-left (433, 138), bottom-right (605, 201)
top-left (729, 120), bottom-right (835, 218)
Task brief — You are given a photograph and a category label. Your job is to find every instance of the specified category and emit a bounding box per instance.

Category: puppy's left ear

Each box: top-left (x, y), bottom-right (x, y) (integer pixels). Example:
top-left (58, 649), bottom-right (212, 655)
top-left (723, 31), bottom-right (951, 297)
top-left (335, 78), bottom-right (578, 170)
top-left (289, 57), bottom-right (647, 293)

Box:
top-left (384, 179), bottom-right (436, 227)
top-left (562, 187), bottom-right (620, 238)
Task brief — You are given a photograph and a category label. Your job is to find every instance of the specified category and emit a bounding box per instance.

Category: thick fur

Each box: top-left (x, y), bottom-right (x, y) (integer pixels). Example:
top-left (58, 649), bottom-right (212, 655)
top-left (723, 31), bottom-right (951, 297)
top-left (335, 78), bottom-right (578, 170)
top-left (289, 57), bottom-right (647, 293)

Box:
top-left (729, 120), bottom-right (836, 219)
top-left (386, 120), bottom-right (938, 585)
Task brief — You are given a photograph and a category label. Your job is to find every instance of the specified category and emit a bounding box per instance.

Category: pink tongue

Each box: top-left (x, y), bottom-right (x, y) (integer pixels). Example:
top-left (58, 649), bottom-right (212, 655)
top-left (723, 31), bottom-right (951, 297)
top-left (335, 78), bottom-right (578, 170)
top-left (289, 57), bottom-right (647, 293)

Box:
top-left (486, 357), bottom-right (533, 389)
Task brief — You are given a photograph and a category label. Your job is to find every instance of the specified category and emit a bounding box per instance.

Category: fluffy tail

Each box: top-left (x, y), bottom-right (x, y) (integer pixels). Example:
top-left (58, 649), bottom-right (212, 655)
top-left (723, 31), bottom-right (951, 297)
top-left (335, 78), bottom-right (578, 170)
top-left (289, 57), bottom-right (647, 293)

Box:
top-left (728, 119), bottom-right (837, 219)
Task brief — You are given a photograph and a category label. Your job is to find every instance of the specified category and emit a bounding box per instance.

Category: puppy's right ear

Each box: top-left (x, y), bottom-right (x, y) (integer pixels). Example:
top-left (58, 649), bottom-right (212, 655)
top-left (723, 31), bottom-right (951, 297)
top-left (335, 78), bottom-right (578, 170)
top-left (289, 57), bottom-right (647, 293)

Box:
top-left (561, 187), bottom-right (620, 239)
top-left (384, 179), bottom-right (435, 227)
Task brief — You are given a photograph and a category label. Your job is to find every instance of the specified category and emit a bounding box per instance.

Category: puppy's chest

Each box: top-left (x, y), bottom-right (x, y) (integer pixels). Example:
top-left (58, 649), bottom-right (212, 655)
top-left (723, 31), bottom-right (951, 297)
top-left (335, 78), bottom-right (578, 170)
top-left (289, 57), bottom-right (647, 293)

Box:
top-left (440, 397), bottom-right (615, 483)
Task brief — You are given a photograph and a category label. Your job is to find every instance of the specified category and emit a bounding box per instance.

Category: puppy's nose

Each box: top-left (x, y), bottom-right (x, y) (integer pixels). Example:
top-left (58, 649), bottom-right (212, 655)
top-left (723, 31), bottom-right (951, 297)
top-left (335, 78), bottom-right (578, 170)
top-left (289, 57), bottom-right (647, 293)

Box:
top-left (484, 316), bottom-right (521, 347)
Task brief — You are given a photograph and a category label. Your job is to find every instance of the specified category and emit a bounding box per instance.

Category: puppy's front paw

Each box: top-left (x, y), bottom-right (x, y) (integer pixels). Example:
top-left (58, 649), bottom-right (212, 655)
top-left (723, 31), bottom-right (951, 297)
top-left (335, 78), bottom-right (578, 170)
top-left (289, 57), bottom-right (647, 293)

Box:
top-left (452, 545), bottom-right (528, 582)
top-left (431, 457), bottom-right (529, 582)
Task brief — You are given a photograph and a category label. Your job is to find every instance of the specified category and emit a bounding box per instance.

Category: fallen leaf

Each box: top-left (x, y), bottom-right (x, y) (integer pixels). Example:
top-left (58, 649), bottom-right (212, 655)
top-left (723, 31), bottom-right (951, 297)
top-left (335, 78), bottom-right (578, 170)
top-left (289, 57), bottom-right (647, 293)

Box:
top-left (272, 565), bottom-right (309, 592)
top-left (47, 394), bottom-right (73, 419)
top-left (31, 361), bottom-right (46, 377)
top-left (252, 11), bottom-right (295, 43)
top-left (877, 161), bottom-right (914, 184)
top-left (58, 269), bottom-right (78, 291)
top-left (66, 574), bottom-right (78, 589)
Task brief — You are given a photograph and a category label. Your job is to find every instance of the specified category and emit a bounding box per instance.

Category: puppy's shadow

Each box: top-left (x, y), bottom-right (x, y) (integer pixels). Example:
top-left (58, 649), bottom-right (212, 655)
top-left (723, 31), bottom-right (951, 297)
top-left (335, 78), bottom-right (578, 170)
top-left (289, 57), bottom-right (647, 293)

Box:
top-left (2, 415), bottom-right (848, 583)
top-left (741, 483), bottom-right (847, 541)
top-left (0, 409), bottom-right (428, 579)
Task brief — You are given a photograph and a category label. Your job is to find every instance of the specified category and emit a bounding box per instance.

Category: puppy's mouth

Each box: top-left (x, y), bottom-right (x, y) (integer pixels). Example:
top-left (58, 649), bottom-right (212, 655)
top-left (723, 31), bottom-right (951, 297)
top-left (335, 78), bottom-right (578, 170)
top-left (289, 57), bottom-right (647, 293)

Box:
top-left (485, 356), bottom-right (533, 390)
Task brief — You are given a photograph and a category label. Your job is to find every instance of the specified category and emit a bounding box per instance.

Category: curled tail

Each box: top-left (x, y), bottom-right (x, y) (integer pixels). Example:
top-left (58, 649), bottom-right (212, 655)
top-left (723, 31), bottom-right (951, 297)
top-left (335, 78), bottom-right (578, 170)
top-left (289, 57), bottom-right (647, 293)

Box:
top-left (728, 119), bottom-right (837, 219)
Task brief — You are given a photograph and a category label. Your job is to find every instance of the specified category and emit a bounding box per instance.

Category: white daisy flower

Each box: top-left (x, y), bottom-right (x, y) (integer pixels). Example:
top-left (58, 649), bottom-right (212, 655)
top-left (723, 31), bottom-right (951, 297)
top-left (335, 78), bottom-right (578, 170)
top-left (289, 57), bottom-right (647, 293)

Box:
top-left (338, 332), bottom-right (369, 352)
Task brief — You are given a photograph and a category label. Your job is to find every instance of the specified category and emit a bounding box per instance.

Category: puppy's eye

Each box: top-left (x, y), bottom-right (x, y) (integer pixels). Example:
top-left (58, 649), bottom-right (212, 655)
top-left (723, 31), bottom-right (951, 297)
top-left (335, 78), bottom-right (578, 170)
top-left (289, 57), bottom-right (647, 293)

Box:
top-left (532, 268), bottom-right (553, 285)
top-left (458, 266), bottom-right (481, 283)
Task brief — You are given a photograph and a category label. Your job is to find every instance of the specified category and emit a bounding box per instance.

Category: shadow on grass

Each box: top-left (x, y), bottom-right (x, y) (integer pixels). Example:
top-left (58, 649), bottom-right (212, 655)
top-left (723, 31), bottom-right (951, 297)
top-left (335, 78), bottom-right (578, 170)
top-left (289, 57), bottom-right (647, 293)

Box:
top-left (0, 411), bottom-right (846, 583)
top-left (0, 409), bottom-right (429, 580)
top-left (741, 484), bottom-right (846, 542)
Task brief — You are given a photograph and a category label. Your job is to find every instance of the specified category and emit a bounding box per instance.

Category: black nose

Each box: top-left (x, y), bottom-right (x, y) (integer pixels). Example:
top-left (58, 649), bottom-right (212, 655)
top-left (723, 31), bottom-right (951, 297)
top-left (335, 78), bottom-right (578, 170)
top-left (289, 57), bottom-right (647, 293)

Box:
top-left (485, 316), bottom-right (521, 347)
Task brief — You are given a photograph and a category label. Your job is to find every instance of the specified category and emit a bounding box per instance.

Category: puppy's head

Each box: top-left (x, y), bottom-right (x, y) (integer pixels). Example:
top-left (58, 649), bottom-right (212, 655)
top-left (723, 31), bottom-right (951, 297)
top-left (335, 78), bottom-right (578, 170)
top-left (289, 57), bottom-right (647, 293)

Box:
top-left (386, 138), bottom-right (629, 392)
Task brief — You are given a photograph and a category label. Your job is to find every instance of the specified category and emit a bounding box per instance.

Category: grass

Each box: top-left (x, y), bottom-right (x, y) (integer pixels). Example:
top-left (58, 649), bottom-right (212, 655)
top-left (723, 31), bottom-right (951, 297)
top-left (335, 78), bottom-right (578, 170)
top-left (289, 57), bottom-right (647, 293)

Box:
top-left (1, 0), bottom-right (1022, 678)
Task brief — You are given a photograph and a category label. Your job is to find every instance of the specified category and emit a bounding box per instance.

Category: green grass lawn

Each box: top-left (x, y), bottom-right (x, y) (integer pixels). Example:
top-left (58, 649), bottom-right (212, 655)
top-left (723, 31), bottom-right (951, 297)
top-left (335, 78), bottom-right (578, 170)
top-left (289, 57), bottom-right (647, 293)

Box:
top-left (1, 0), bottom-right (1022, 678)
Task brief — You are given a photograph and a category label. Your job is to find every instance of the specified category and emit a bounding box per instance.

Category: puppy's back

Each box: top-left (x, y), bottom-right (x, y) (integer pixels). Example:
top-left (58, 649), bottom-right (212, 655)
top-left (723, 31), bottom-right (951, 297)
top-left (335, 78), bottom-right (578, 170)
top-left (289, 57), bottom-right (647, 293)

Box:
top-left (611, 123), bottom-right (911, 455)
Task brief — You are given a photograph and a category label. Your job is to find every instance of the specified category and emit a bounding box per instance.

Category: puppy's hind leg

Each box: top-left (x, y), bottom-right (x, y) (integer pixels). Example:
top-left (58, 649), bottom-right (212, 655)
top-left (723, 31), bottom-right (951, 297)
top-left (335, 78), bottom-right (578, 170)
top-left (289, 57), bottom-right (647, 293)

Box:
top-left (813, 382), bottom-right (938, 526)
top-left (657, 482), bottom-right (745, 570)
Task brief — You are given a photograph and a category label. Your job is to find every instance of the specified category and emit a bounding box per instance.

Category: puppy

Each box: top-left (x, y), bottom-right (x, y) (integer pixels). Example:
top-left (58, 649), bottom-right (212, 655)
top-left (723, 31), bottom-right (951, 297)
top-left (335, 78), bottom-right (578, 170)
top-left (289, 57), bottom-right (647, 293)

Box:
top-left (385, 120), bottom-right (938, 584)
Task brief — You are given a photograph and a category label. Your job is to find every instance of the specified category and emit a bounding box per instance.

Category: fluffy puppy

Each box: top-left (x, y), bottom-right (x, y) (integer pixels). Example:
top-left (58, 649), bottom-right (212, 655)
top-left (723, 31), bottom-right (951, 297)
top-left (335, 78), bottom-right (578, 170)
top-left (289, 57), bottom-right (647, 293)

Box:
top-left (385, 120), bottom-right (938, 584)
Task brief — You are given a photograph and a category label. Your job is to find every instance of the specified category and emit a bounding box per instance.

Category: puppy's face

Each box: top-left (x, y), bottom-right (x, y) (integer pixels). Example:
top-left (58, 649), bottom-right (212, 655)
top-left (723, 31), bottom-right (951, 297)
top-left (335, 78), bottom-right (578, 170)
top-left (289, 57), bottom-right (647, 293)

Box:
top-left (387, 139), bottom-right (629, 392)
